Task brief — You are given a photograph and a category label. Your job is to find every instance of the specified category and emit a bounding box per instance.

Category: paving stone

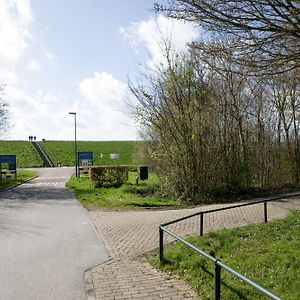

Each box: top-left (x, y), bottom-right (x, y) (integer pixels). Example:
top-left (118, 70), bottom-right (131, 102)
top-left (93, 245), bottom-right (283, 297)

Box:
top-left (88, 196), bottom-right (300, 299)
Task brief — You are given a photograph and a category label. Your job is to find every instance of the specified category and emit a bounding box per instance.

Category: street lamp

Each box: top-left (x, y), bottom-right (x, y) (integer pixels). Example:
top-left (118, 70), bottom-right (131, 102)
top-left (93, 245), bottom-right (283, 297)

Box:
top-left (69, 112), bottom-right (78, 177)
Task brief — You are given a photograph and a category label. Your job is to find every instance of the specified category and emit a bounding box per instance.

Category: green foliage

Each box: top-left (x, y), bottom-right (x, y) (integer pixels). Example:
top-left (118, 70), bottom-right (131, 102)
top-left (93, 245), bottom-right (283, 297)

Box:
top-left (0, 169), bottom-right (37, 190)
top-left (150, 210), bottom-right (300, 299)
top-left (40, 140), bottom-right (137, 166)
top-left (66, 171), bottom-right (184, 209)
top-left (132, 50), bottom-right (300, 203)
top-left (132, 55), bottom-right (217, 202)
top-left (90, 165), bottom-right (129, 188)
top-left (0, 141), bottom-right (43, 167)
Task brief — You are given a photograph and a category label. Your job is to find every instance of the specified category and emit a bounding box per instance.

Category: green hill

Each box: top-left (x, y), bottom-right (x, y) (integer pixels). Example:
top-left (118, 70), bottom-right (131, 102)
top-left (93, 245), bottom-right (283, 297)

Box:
top-left (39, 140), bottom-right (137, 166)
top-left (0, 140), bottom-right (139, 168)
top-left (0, 141), bottom-right (43, 168)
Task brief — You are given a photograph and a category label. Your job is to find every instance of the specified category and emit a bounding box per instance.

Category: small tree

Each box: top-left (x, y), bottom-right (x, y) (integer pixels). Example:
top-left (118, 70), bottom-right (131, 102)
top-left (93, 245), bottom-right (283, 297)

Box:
top-left (130, 52), bottom-right (220, 202)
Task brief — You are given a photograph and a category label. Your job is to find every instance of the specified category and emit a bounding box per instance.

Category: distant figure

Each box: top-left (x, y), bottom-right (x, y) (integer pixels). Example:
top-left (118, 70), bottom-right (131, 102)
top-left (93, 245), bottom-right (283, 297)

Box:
top-left (34, 136), bottom-right (36, 141)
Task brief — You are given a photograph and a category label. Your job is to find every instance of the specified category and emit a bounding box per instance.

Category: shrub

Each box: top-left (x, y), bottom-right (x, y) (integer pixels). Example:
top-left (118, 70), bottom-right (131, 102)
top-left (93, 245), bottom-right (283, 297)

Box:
top-left (90, 165), bottom-right (129, 188)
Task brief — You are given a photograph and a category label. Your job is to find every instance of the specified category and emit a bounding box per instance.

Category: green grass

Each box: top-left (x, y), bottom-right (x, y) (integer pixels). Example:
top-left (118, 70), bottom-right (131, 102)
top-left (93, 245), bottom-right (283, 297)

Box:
top-left (0, 141), bottom-right (43, 167)
top-left (149, 210), bottom-right (300, 300)
top-left (40, 140), bottom-right (138, 166)
top-left (0, 169), bottom-right (37, 190)
top-left (66, 172), bottom-right (185, 209)
top-left (0, 140), bottom-right (138, 168)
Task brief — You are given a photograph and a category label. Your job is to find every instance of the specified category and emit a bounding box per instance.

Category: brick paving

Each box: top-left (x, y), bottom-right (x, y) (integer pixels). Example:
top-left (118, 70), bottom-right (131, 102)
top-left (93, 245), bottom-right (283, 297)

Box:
top-left (88, 195), bottom-right (300, 299)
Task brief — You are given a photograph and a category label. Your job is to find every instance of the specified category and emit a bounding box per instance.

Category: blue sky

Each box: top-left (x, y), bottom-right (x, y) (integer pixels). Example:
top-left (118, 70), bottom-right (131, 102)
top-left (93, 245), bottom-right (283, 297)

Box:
top-left (1, 0), bottom-right (200, 140)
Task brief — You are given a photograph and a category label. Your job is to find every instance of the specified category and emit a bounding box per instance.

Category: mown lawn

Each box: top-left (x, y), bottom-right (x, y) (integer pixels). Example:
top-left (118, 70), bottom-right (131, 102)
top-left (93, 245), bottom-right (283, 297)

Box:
top-left (149, 210), bottom-right (300, 300)
top-left (0, 169), bottom-right (37, 191)
top-left (0, 141), bottom-right (42, 167)
top-left (66, 172), bottom-right (185, 209)
top-left (40, 140), bottom-right (137, 166)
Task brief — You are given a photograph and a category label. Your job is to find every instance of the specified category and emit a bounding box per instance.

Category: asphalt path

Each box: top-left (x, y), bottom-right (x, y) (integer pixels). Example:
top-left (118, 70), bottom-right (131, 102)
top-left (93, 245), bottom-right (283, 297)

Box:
top-left (0, 167), bottom-right (108, 300)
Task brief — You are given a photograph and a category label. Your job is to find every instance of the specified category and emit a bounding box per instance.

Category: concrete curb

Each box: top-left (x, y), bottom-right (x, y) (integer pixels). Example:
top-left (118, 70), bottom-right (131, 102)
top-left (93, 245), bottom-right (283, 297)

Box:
top-left (83, 208), bottom-right (113, 300)
top-left (0, 175), bottom-right (38, 193)
top-left (89, 212), bottom-right (116, 258)
top-left (84, 269), bottom-right (96, 300)
top-left (84, 257), bottom-right (115, 300)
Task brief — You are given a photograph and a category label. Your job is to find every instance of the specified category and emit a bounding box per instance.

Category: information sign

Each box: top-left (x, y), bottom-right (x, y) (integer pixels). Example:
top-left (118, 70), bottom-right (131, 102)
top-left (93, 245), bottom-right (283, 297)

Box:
top-left (110, 153), bottom-right (119, 160)
top-left (77, 152), bottom-right (93, 177)
top-left (0, 155), bottom-right (17, 180)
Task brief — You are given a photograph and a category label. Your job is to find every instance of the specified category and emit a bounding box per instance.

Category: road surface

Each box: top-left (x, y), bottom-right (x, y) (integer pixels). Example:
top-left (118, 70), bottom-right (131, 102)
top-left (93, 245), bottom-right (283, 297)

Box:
top-left (0, 167), bottom-right (108, 300)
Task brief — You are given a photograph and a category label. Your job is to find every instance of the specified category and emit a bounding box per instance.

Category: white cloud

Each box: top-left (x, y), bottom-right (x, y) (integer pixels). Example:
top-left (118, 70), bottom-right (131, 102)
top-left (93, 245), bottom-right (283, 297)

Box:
top-left (5, 86), bottom-right (49, 139)
top-left (5, 86), bottom-right (74, 140)
top-left (78, 71), bottom-right (137, 140)
top-left (26, 59), bottom-right (40, 71)
top-left (45, 51), bottom-right (56, 63)
top-left (118, 14), bottom-right (200, 68)
top-left (79, 72), bottom-right (128, 109)
top-left (0, 0), bottom-right (33, 83)
top-left (3, 72), bottom-right (137, 141)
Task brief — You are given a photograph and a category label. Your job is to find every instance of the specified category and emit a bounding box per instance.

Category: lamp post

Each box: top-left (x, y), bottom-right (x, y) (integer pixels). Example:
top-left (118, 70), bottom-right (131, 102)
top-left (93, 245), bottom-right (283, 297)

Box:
top-left (69, 112), bottom-right (78, 177)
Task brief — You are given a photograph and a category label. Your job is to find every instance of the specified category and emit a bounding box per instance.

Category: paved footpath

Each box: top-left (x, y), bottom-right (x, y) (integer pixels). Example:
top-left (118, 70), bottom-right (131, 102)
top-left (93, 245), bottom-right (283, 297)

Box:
top-left (0, 167), bottom-right (108, 300)
top-left (88, 194), bottom-right (300, 299)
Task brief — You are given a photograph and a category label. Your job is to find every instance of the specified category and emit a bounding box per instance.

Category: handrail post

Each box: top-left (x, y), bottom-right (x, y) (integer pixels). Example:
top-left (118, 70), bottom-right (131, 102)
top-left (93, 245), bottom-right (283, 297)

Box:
top-left (214, 261), bottom-right (221, 300)
top-left (200, 212), bottom-right (204, 236)
top-left (264, 201), bottom-right (268, 223)
top-left (159, 226), bottom-right (164, 263)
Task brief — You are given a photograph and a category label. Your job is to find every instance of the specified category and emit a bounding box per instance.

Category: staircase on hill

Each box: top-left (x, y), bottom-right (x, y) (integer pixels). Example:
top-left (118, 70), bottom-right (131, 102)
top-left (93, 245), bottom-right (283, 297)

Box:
top-left (32, 142), bottom-right (54, 167)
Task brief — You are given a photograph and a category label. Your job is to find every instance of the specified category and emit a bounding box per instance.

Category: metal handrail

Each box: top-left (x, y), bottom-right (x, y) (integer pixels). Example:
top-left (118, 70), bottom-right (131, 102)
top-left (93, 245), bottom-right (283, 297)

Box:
top-left (161, 191), bottom-right (300, 228)
top-left (159, 225), bottom-right (282, 300)
top-left (158, 192), bottom-right (300, 299)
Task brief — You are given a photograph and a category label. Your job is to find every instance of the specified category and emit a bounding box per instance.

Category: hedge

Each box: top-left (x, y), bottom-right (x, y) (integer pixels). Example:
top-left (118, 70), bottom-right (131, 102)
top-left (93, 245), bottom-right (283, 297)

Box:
top-left (90, 165), bottom-right (129, 188)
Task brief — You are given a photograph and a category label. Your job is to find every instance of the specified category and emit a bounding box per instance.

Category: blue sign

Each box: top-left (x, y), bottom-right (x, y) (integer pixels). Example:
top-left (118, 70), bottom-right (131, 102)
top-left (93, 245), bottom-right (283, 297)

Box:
top-left (77, 152), bottom-right (93, 161)
top-left (0, 155), bottom-right (16, 164)
top-left (77, 152), bottom-right (93, 177)
top-left (0, 154), bottom-right (17, 180)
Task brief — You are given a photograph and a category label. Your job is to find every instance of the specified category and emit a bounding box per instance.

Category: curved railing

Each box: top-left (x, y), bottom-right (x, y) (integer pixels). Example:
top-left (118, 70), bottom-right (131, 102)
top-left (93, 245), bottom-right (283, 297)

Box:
top-left (159, 192), bottom-right (300, 300)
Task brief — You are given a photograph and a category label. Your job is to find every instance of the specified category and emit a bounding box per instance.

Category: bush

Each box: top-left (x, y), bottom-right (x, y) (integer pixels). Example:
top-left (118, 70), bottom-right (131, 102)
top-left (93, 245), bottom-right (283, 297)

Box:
top-left (90, 165), bottom-right (129, 188)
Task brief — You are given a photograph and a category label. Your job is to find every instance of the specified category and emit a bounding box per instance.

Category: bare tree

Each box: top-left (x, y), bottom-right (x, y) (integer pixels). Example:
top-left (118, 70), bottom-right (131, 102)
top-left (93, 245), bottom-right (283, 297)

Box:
top-left (130, 41), bottom-right (299, 203)
top-left (268, 72), bottom-right (300, 183)
top-left (130, 52), bottom-right (217, 201)
top-left (155, 0), bottom-right (300, 73)
top-left (0, 85), bottom-right (9, 137)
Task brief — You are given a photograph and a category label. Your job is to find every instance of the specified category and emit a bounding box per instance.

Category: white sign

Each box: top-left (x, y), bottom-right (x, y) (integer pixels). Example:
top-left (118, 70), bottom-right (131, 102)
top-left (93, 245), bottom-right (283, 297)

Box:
top-left (82, 159), bottom-right (89, 170)
top-left (109, 153), bottom-right (119, 160)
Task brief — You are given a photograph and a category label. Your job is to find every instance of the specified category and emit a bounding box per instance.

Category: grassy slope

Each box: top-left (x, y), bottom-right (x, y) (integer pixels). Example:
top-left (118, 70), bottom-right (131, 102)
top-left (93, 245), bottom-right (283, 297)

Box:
top-left (150, 210), bottom-right (300, 300)
top-left (0, 141), bottom-right (42, 167)
top-left (40, 140), bottom-right (137, 166)
top-left (0, 169), bottom-right (37, 190)
top-left (0, 140), bottom-right (137, 168)
top-left (66, 172), bottom-right (184, 209)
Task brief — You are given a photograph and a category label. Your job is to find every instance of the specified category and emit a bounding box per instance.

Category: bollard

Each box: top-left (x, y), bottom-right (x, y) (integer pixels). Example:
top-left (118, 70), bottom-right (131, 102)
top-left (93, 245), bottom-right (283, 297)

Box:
top-left (200, 212), bottom-right (204, 236)
top-left (264, 201), bottom-right (268, 223)
top-left (214, 261), bottom-right (221, 300)
top-left (159, 227), bottom-right (164, 263)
